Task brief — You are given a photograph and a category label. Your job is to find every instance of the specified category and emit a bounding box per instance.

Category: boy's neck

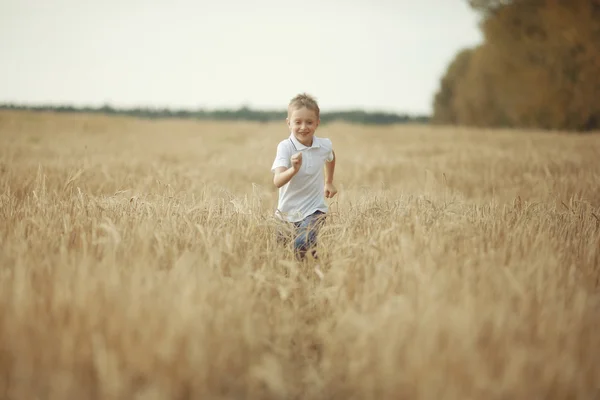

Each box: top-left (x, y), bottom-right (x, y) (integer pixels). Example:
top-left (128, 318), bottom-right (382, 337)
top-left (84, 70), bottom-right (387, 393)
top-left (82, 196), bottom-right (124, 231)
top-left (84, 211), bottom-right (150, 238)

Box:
top-left (294, 134), bottom-right (313, 147)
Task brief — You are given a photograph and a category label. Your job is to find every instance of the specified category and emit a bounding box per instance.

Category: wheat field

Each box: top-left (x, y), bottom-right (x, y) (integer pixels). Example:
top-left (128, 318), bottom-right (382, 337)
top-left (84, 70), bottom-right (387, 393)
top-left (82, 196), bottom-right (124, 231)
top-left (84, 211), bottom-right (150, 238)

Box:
top-left (0, 110), bottom-right (599, 399)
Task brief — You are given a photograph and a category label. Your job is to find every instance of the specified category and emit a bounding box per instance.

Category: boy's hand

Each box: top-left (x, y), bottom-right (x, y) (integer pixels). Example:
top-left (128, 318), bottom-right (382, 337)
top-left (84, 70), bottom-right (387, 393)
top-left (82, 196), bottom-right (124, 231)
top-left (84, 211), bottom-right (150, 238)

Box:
top-left (324, 182), bottom-right (338, 198)
top-left (291, 152), bottom-right (303, 172)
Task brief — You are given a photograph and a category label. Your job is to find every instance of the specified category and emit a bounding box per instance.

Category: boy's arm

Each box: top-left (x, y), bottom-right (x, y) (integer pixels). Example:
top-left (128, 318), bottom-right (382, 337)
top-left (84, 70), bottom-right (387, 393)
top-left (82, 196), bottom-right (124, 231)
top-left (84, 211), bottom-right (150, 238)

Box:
top-left (273, 166), bottom-right (297, 188)
top-left (325, 150), bottom-right (336, 184)
top-left (324, 150), bottom-right (337, 198)
top-left (272, 141), bottom-right (297, 188)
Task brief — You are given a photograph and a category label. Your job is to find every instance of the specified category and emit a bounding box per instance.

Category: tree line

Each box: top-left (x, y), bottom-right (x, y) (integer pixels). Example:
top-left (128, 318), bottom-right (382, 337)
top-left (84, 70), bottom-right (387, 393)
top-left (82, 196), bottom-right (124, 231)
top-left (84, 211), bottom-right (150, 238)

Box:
top-left (0, 103), bottom-right (429, 126)
top-left (433, 0), bottom-right (600, 132)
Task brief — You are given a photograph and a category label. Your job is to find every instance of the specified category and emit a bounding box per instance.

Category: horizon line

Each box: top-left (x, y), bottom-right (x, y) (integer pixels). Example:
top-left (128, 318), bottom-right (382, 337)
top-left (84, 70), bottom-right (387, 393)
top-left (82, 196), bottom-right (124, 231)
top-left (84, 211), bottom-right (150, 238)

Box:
top-left (0, 101), bottom-right (431, 117)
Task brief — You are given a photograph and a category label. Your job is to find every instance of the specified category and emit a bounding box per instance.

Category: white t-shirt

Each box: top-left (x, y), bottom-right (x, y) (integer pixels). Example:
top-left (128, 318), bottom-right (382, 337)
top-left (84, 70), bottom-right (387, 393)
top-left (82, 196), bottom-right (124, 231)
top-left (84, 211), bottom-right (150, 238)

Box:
top-left (271, 133), bottom-right (335, 223)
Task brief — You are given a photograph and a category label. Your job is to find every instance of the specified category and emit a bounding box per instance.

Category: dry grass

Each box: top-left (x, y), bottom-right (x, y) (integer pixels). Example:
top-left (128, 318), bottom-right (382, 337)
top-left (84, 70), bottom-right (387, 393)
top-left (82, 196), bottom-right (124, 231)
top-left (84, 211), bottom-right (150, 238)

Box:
top-left (0, 110), bottom-right (599, 399)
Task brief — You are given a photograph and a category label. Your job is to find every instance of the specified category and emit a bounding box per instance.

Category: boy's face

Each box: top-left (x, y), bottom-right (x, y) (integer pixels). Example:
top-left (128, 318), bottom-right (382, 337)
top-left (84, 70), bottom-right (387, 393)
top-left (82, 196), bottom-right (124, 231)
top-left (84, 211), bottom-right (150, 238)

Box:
top-left (287, 107), bottom-right (320, 147)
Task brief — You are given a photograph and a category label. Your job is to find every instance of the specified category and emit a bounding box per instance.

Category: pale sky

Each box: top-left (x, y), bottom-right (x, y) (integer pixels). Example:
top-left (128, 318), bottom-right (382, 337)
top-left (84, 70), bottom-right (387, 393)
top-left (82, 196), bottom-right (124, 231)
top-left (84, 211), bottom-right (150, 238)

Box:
top-left (1, 0), bottom-right (482, 115)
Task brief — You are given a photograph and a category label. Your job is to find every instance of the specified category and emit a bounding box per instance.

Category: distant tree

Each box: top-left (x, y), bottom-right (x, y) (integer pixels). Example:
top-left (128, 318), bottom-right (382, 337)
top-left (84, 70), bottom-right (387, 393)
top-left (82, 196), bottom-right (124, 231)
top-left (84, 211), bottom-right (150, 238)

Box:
top-left (0, 104), bottom-right (428, 126)
top-left (433, 0), bottom-right (600, 132)
top-left (432, 47), bottom-right (475, 125)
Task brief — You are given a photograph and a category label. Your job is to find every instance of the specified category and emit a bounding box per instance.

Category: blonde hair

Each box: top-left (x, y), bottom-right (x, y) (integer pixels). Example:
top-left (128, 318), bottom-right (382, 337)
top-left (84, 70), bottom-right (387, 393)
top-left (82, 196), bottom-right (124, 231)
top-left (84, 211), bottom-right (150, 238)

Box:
top-left (288, 93), bottom-right (320, 119)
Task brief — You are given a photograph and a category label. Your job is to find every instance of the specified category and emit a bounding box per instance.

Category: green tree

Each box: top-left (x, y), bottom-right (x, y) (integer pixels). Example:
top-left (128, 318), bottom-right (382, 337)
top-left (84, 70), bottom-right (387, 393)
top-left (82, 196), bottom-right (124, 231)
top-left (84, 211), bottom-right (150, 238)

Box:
top-left (432, 48), bottom-right (475, 125)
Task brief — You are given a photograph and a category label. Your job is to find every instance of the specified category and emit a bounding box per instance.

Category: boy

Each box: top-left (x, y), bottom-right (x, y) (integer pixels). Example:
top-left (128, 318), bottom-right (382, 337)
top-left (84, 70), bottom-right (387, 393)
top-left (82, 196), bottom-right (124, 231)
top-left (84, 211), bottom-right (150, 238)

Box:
top-left (271, 93), bottom-right (337, 261)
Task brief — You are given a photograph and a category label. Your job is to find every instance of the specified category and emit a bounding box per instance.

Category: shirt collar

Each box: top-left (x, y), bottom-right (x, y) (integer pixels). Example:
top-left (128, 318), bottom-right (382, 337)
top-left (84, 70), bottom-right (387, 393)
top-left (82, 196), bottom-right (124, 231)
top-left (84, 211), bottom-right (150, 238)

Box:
top-left (289, 133), bottom-right (320, 150)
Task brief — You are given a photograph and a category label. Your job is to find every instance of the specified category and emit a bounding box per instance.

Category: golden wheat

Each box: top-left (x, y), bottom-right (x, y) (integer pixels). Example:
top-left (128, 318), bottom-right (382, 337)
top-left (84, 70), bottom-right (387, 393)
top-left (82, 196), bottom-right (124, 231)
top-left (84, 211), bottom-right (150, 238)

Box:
top-left (0, 110), bottom-right (599, 399)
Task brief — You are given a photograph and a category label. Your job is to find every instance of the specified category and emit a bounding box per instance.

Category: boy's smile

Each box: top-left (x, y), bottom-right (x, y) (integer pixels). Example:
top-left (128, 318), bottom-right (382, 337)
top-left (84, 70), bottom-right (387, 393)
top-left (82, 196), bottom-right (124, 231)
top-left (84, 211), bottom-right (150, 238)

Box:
top-left (287, 106), bottom-right (320, 147)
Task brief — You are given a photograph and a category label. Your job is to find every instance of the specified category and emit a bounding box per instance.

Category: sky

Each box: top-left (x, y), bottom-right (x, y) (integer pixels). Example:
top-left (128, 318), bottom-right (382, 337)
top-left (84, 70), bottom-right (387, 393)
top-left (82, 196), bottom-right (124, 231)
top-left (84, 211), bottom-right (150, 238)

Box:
top-left (1, 0), bottom-right (483, 115)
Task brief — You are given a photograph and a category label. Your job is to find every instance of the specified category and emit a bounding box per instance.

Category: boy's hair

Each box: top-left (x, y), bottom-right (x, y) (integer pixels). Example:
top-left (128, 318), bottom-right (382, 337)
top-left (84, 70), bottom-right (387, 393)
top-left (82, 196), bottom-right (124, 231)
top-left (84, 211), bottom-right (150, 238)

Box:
top-left (288, 93), bottom-right (320, 119)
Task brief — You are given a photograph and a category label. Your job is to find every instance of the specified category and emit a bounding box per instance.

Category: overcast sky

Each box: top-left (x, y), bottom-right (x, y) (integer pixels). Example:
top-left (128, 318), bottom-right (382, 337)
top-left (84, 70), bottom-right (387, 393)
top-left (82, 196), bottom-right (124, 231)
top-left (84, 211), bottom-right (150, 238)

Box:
top-left (1, 0), bottom-right (482, 115)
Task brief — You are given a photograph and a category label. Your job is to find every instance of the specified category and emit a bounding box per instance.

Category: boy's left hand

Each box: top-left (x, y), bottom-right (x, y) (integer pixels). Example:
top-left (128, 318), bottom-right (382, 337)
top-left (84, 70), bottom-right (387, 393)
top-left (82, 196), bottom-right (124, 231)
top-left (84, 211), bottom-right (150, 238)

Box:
top-left (324, 182), bottom-right (338, 198)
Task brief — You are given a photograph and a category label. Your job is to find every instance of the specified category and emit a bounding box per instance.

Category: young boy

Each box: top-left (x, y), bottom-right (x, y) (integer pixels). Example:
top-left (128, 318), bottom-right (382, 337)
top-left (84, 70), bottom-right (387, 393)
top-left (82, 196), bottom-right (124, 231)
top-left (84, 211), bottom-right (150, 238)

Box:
top-left (271, 93), bottom-right (337, 261)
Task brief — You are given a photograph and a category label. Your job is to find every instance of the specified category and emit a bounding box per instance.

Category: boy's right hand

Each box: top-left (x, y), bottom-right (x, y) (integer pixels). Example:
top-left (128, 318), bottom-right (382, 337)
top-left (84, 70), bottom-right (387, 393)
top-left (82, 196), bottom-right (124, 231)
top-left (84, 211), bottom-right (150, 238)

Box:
top-left (291, 152), bottom-right (302, 172)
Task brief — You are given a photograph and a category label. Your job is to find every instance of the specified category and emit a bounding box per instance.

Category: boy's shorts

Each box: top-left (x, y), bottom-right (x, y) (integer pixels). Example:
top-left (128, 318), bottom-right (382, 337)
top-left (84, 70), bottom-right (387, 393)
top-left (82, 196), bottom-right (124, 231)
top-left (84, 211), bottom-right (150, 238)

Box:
top-left (275, 210), bottom-right (327, 246)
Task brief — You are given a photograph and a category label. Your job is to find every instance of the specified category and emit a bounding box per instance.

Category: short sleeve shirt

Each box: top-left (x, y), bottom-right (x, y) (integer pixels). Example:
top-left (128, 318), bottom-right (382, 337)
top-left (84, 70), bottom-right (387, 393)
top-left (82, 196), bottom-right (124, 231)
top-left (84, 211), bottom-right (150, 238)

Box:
top-left (271, 133), bottom-right (334, 222)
